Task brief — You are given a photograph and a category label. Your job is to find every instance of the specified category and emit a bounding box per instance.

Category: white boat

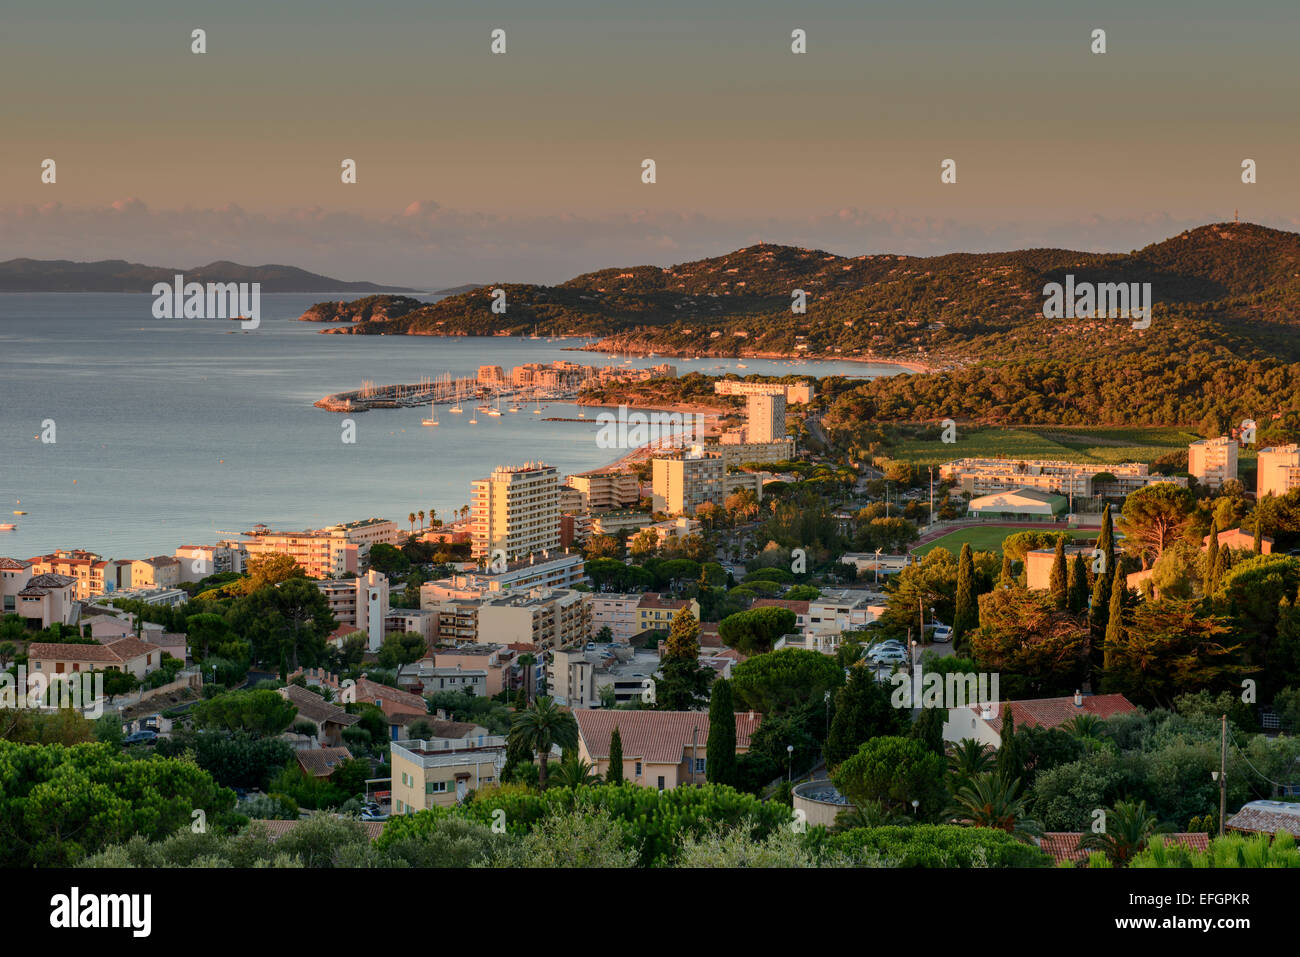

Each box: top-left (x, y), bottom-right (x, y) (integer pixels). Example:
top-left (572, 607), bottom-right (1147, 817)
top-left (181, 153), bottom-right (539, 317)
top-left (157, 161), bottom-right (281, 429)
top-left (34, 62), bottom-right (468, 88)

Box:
top-left (532, 397), bottom-right (544, 414)
top-left (485, 397), bottom-right (503, 416)
top-left (448, 402), bottom-right (463, 414)
top-left (469, 413), bottom-right (478, 424)
top-left (0, 523), bottom-right (15, 531)
top-left (508, 403), bottom-right (521, 413)
top-left (421, 400), bottom-right (439, 426)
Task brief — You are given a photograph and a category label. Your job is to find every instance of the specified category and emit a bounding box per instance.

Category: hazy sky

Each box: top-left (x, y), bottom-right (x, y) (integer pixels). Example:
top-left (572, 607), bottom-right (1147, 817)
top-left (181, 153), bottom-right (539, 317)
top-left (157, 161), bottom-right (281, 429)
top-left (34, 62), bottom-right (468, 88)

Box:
top-left (3, 0), bottom-right (1298, 286)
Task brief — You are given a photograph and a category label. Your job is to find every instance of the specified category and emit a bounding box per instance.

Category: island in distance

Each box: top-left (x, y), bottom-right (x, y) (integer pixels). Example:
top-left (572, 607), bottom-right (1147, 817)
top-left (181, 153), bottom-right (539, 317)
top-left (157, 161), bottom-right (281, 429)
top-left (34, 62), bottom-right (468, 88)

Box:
top-left (0, 258), bottom-right (420, 293)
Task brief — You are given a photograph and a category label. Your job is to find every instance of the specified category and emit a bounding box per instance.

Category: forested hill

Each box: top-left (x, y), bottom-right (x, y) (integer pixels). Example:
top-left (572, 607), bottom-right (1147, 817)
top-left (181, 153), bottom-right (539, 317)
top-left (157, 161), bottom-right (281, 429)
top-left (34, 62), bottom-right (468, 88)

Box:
top-left (298, 223), bottom-right (1300, 431)
top-left (298, 223), bottom-right (1300, 361)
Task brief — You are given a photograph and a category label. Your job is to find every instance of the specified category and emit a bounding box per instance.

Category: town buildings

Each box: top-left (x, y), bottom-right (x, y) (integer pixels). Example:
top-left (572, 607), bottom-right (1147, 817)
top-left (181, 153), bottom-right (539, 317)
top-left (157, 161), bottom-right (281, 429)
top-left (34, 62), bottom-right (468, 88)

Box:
top-left (566, 468), bottom-right (641, 510)
top-left (652, 450), bottom-right (723, 516)
top-left (391, 735), bottom-right (512, 811)
top-left (940, 458), bottom-right (1187, 499)
top-left (27, 637), bottom-right (164, 682)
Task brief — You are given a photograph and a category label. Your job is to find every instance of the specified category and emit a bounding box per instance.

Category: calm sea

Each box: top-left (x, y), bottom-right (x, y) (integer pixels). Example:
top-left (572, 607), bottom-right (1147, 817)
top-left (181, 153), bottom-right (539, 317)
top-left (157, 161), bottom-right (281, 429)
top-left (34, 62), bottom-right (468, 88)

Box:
top-left (0, 293), bottom-right (906, 558)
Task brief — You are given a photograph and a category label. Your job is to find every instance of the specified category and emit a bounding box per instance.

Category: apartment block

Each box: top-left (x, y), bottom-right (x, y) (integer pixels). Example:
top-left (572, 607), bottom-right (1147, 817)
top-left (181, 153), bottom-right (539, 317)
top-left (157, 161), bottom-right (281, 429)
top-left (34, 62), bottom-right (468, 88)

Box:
top-left (1257, 445), bottom-right (1300, 499)
top-left (315, 569), bottom-right (390, 652)
top-left (6, 570), bottom-right (78, 628)
top-left (471, 462), bottom-right (560, 562)
top-left (746, 393), bottom-right (787, 444)
top-left (477, 588), bottom-right (592, 649)
top-left (590, 593), bottom-right (643, 642)
top-left (567, 468), bottom-right (641, 510)
top-left (130, 556), bottom-right (182, 590)
top-left (1188, 436), bottom-right (1239, 491)
top-left (175, 543), bottom-right (246, 581)
top-left (710, 437), bottom-right (796, 469)
top-left (637, 594), bottom-right (701, 635)
top-left (550, 649), bottom-right (598, 708)
top-left (713, 380), bottom-right (814, 404)
top-left (652, 450), bottom-right (724, 516)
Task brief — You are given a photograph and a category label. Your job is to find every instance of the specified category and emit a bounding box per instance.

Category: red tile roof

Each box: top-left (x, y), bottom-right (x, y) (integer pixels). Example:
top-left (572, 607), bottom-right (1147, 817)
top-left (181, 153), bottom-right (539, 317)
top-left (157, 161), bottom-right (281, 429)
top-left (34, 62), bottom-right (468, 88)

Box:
top-left (253, 818), bottom-right (385, 841)
top-left (295, 746), bottom-right (354, 777)
top-left (355, 676), bottom-right (427, 714)
top-left (575, 709), bottom-right (761, 764)
top-left (280, 684), bottom-right (361, 727)
top-left (637, 593), bottom-right (691, 610)
top-left (1226, 801), bottom-right (1300, 836)
top-left (27, 637), bottom-right (161, 664)
top-left (1040, 832), bottom-right (1209, 866)
top-left (984, 694), bottom-right (1137, 735)
top-left (753, 598), bottom-right (810, 616)
top-left (0, 557), bottom-right (32, 570)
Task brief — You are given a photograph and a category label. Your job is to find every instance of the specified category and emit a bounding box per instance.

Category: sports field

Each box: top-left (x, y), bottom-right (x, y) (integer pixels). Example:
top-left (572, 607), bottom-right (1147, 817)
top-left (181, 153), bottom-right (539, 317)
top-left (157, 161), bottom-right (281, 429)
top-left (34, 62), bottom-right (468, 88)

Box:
top-left (913, 525), bottom-right (1096, 557)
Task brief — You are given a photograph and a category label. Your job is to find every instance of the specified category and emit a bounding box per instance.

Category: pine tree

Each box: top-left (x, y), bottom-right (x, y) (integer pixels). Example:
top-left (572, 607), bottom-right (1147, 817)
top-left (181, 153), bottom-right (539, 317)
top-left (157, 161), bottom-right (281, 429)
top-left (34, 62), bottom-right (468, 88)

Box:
top-left (658, 608), bottom-right (711, 710)
top-left (954, 543), bottom-right (977, 642)
top-left (1211, 543), bottom-right (1230, 593)
top-left (1068, 553), bottom-right (1088, 613)
top-left (999, 554), bottom-right (1013, 588)
top-left (1049, 538), bottom-right (1068, 610)
top-left (911, 706), bottom-right (945, 755)
top-left (607, 726), bottom-right (624, 784)
top-left (825, 665), bottom-right (904, 768)
top-left (665, 608), bottom-right (701, 660)
top-left (705, 678), bottom-right (736, 785)
top-left (1205, 517), bottom-right (1220, 592)
top-left (1253, 509), bottom-right (1265, 554)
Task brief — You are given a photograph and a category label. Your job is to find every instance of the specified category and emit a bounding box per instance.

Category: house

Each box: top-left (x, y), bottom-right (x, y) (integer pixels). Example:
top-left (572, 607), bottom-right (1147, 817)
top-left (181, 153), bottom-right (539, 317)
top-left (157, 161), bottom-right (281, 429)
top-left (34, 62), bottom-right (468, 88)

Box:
top-left (1040, 832), bottom-right (1210, 866)
top-left (1025, 547), bottom-right (1094, 591)
top-left (635, 594), bottom-right (701, 636)
top-left (386, 712), bottom-right (487, 742)
top-left (574, 709), bottom-right (762, 791)
top-left (1226, 800), bottom-right (1300, 837)
top-left (295, 746), bottom-right (354, 778)
top-left (943, 692), bottom-right (1138, 748)
top-left (1204, 527), bottom-right (1272, 555)
top-left (278, 683), bottom-right (361, 747)
top-left (352, 676), bottom-right (427, 719)
top-left (255, 818), bottom-right (385, 842)
top-left (13, 573), bottom-right (79, 629)
top-left (391, 736), bottom-right (511, 811)
top-left (27, 637), bottom-right (163, 681)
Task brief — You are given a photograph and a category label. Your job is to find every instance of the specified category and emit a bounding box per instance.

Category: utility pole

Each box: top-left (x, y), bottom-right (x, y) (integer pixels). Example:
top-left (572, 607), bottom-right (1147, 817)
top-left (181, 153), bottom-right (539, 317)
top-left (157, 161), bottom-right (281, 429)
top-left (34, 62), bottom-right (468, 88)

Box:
top-left (929, 466), bottom-right (935, 526)
top-left (1219, 713), bottom-right (1227, 837)
top-left (692, 727), bottom-right (699, 787)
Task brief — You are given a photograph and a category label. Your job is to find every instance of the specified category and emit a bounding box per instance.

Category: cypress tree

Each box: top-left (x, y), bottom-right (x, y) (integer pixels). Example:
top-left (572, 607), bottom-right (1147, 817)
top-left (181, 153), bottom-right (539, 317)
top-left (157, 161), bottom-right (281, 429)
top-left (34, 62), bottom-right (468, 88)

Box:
top-left (954, 543), bottom-right (976, 642)
top-left (911, 706), bottom-right (945, 755)
top-left (1212, 543), bottom-right (1230, 592)
top-left (705, 678), bottom-right (736, 785)
top-left (607, 726), bottom-right (624, 784)
top-left (1103, 575), bottom-right (1126, 676)
top-left (1205, 517), bottom-right (1220, 591)
top-left (1068, 553), bottom-right (1088, 613)
top-left (999, 554), bottom-right (1013, 588)
top-left (1253, 510), bottom-right (1264, 554)
top-left (1097, 505), bottom-right (1115, 576)
top-left (1049, 538), bottom-right (1068, 610)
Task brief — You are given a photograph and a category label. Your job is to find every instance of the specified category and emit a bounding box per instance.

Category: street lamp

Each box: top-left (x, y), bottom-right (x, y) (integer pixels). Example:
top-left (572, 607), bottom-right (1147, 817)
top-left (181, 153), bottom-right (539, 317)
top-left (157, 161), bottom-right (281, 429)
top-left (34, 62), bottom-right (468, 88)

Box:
top-left (874, 547), bottom-right (882, 585)
top-left (824, 689), bottom-right (832, 739)
top-left (911, 799), bottom-right (920, 818)
top-left (787, 744), bottom-right (794, 783)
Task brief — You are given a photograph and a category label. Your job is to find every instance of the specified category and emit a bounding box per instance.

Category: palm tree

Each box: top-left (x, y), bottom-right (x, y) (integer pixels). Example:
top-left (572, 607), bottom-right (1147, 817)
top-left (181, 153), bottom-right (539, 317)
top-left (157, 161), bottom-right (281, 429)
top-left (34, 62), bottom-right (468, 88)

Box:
top-left (508, 696), bottom-right (578, 789)
top-left (1062, 713), bottom-right (1108, 751)
top-left (1079, 799), bottom-right (1161, 866)
top-left (945, 772), bottom-right (1043, 843)
top-left (418, 509), bottom-right (425, 530)
top-left (551, 756), bottom-right (602, 789)
top-left (429, 507), bottom-right (437, 527)
top-left (408, 512), bottom-right (416, 535)
top-left (948, 738), bottom-right (995, 782)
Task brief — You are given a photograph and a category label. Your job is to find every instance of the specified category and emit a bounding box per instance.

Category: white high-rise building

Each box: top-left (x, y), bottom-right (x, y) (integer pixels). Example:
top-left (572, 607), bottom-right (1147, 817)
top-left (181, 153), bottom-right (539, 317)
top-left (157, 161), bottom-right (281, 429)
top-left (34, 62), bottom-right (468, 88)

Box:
top-left (1257, 445), bottom-right (1300, 500)
top-left (747, 393), bottom-right (786, 444)
top-left (471, 462), bottom-right (560, 563)
top-left (357, 569), bottom-right (390, 652)
top-left (1188, 436), bottom-right (1238, 491)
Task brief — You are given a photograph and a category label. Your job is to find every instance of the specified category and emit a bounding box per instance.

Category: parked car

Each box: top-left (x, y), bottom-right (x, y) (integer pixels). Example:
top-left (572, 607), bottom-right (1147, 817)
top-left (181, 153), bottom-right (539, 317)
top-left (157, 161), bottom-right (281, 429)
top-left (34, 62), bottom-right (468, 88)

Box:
top-left (360, 809), bottom-right (389, 822)
top-left (866, 641), bottom-right (905, 659)
top-left (123, 730), bottom-right (158, 745)
top-left (870, 648), bottom-right (908, 664)
top-left (930, 625), bottom-right (953, 643)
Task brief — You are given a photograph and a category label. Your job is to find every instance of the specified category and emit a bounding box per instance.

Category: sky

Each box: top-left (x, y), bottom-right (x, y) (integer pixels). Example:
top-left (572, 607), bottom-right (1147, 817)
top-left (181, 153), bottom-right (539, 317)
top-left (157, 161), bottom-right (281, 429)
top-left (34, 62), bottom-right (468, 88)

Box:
top-left (3, 0), bottom-right (1298, 287)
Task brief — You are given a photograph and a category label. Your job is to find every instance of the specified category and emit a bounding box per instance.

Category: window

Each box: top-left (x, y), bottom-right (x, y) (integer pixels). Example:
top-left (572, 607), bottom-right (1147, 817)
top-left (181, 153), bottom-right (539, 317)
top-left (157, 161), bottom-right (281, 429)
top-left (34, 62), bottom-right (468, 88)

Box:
top-left (695, 758), bottom-right (706, 774)
top-left (426, 781), bottom-right (448, 794)
top-left (657, 776), bottom-right (665, 791)
top-left (635, 761), bottom-right (642, 776)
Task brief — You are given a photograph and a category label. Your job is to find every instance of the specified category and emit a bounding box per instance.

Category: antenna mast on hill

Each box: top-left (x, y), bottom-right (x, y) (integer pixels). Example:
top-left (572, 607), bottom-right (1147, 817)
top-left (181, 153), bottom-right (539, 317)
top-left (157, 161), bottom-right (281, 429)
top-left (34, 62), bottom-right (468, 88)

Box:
top-left (1235, 209), bottom-right (1239, 223)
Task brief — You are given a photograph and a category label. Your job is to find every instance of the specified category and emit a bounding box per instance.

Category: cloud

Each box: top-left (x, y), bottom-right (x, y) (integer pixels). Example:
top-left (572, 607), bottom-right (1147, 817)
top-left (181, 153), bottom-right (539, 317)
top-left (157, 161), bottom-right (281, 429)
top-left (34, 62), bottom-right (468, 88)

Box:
top-left (2, 200), bottom-right (1296, 288)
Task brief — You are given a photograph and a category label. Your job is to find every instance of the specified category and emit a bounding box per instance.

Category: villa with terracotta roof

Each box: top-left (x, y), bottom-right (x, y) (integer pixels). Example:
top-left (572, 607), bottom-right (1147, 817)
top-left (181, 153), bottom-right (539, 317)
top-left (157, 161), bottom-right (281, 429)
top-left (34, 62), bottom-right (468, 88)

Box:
top-left (2, 565), bottom-right (79, 629)
top-left (278, 683), bottom-right (361, 747)
top-left (575, 708), bottom-right (762, 791)
top-left (27, 637), bottom-right (163, 681)
top-left (943, 692), bottom-right (1137, 749)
